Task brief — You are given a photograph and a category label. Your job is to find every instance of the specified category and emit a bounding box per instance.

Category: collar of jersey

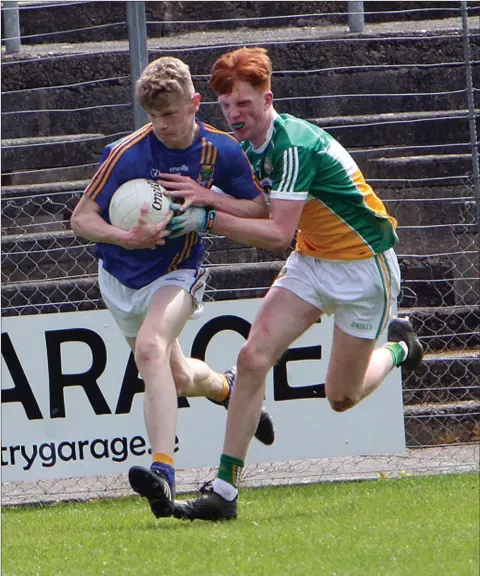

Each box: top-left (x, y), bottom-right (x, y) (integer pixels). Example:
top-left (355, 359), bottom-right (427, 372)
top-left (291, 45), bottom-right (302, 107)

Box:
top-left (251, 110), bottom-right (279, 155)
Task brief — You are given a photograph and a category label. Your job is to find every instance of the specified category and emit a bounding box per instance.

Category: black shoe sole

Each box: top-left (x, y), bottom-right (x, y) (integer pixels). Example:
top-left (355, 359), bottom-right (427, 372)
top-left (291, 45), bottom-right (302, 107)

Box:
top-left (173, 497), bottom-right (237, 522)
top-left (254, 407), bottom-right (275, 445)
top-left (128, 466), bottom-right (174, 518)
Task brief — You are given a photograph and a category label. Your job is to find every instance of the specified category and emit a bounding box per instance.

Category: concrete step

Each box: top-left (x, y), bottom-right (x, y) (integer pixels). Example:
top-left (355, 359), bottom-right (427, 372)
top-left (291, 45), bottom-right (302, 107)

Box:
top-left (2, 253), bottom-right (479, 350)
top-left (367, 153), bottom-right (476, 181)
top-left (405, 305), bottom-right (480, 353)
top-left (1, 180), bottom-right (89, 200)
top-left (1, 112), bottom-right (475, 185)
top-left (403, 351), bottom-right (480, 404)
top-left (404, 400), bottom-right (480, 446)
top-left (2, 26), bottom-right (477, 92)
top-left (0, 231), bottom-right (287, 285)
top-left (1, 101), bottom-right (133, 140)
top-left (2, 181), bottom-right (473, 233)
top-left (313, 110), bottom-right (478, 151)
top-left (394, 224), bottom-right (477, 258)
top-left (14, 2), bottom-right (466, 45)
top-left (1, 164), bottom-right (97, 187)
top-left (1, 134), bottom-right (105, 173)
top-left (1, 182), bottom-right (85, 235)
top-left (3, 64), bottom-right (476, 138)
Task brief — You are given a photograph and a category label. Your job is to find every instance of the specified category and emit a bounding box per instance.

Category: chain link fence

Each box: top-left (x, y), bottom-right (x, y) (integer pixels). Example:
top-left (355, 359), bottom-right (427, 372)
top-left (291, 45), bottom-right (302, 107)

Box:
top-left (1, 1), bottom-right (479, 505)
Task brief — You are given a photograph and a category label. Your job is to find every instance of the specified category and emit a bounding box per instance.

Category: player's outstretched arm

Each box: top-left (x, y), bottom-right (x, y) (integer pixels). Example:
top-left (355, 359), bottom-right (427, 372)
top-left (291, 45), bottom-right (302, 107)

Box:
top-left (157, 173), bottom-right (268, 219)
top-left (212, 198), bottom-right (305, 252)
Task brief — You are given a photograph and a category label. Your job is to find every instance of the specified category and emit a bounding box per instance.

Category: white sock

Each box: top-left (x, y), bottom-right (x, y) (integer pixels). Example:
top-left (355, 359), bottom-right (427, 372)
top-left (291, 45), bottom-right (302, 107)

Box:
top-left (213, 477), bottom-right (238, 501)
top-left (399, 340), bottom-right (409, 358)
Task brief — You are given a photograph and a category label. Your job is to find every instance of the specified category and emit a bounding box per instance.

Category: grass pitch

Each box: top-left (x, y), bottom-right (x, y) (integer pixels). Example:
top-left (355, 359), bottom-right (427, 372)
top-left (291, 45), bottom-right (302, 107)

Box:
top-left (2, 473), bottom-right (478, 576)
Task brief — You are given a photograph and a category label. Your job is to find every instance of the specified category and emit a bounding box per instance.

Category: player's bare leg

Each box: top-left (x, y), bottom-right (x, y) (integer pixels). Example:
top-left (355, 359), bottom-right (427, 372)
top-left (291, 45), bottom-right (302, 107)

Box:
top-left (170, 340), bottom-right (275, 445)
top-left (128, 286), bottom-right (193, 518)
top-left (224, 287), bottom-right (320, 458)
top-left (325, 326), bottom-right (383, 412)
top-left (170, 340), bottom-right (228, 399)
top-left (174, 287), bottom-right (321, 521)
top-left (135, 286), bottom-right (192, 456)
top-left (325, 319), bottom-right (423, 412)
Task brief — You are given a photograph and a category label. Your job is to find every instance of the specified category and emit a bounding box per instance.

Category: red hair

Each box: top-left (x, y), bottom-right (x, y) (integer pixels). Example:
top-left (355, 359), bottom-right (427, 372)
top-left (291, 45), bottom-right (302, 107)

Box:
top-left (210, 47), bottom-right (272, 95)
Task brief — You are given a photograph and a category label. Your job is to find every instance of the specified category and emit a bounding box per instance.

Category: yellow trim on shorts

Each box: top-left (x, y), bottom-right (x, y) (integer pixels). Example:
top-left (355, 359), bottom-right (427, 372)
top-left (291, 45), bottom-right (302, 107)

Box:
top-left (374, 252), bottom-right (392, 338)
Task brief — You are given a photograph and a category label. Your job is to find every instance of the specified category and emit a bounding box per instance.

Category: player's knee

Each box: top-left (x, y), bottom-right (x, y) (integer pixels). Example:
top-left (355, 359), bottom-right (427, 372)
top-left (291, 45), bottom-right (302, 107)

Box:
top-left (238, 342), bottom-right (272, 381)
top-left (328, 395), bottom-right (358, 413)
top-left (134, 335), bottom-right (168, 369)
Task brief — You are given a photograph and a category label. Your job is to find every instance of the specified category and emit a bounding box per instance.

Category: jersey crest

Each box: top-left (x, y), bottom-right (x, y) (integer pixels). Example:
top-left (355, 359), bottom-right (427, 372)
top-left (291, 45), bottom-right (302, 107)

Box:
top-left (198, 163), bottom-right (215, 187)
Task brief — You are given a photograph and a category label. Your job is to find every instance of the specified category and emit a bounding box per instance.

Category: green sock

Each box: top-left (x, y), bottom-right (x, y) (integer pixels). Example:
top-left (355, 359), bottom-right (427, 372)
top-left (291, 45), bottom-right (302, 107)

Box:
top-left (384, 342), bottom-right (408, 367)
top-left (218, 454), bottom-right (244, 488)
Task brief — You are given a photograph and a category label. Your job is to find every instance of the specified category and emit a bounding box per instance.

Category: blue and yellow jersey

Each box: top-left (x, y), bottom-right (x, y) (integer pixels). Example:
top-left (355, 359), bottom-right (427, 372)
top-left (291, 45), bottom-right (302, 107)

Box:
top-left (243, 113), bottom-right (398, 260)
top-left (85, 120), bottom-right (262, 289)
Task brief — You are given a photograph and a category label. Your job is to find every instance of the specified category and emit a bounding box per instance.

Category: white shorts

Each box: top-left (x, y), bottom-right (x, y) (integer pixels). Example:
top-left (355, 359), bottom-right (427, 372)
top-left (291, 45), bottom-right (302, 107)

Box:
top-left (273, 249), bottom-right (401, 340)
top-left (98, 261), bottom-right (209, 338)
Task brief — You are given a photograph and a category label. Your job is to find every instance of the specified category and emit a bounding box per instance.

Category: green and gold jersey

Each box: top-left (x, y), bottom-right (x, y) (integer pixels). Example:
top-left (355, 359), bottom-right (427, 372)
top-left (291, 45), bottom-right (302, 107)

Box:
top-left (242, 113), bottom-right (398, 260)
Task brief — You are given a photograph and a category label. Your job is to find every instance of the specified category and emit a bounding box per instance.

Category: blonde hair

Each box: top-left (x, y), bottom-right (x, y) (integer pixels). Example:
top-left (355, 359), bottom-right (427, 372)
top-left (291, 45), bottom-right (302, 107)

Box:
top-left (136, 57), bottom-right (195, 110)
top-left (210, 47), bottom-right (272, 95)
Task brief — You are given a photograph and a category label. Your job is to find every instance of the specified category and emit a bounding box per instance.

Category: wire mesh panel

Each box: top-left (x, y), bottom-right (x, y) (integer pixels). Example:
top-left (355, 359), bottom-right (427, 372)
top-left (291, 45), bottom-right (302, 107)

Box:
top-left (1, 1), bottom-right (479, 504)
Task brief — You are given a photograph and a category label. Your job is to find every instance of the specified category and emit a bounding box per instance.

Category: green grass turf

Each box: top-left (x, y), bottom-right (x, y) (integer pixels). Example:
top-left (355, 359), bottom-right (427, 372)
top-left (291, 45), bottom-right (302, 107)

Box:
top-left (2, 473), bottom-right (478, 576)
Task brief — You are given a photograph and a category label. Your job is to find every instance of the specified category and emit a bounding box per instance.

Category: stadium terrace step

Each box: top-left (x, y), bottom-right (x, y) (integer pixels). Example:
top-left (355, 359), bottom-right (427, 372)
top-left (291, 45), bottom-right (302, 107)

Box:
top-left (2, 249), bottom-right (477, 335)
top-left (350, 144), bottom-right (474, 177)
top-left (1, 102), bottom-right (133, 140)
top-left (15, 1), bottom-right (464, 45)
top-left (404, 400), bottom-right (480, 446)
top-left (406, 305), bottom-right (480, 354)
top-left (403, 351), bottom-right (480, 404)
top-left (311, 110), bottom-right (477, 150)
top-left (2, 26), bottom-right (477, 92)
top-left (2, 164), bottom-right (97, 187)
top-left (3, 65), bottom-right (476, 139)
top-left (1, 77), bottom-right (131, 115)
top-left (0, 262), bottom-right (285, 316)
top-left (1, 180), bottom-right (473, 232)
top-left (0, 230), bottom-right (288, 284)
top-left (0, 180), bottom-right (90, 199)
top-left (1, 231), bottom-right (94, 284)
top-left (393, 224), bottom-right (477, 259)
top-left (367, 153), bottom-right (476, 181)
top-left (1, 134), bottom-right (106, 171)
top-left (1, 184), bottom-right (85, 235)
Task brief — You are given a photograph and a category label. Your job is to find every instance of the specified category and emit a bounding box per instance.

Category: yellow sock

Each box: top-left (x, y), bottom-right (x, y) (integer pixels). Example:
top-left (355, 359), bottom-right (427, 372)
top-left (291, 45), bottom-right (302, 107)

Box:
top-left (215, 374), bottom-right (230, 403)
top-left (152, 452), bottom-right (174, 466)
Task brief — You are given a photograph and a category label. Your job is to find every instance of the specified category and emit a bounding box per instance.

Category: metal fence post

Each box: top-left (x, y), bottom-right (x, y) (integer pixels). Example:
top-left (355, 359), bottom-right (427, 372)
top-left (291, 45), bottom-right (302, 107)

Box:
top-left (126, 1), bottom-right (148, 130)
top-left (348, 1), bottom-right (364, 33)
top-left (3, 0), bottom-right (21, 54)
top-left (460, 1), bottom-right (480, 234)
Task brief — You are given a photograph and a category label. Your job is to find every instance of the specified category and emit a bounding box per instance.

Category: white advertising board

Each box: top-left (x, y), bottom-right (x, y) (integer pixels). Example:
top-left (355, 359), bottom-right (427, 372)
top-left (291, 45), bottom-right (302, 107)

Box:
top-left (1, 299), bottom-right (406, 482)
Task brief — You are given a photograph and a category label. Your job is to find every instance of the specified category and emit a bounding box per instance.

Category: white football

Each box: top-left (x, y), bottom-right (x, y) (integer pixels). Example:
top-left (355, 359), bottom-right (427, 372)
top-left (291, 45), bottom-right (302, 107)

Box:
top-left (108, 178), bottom-right (172, 231)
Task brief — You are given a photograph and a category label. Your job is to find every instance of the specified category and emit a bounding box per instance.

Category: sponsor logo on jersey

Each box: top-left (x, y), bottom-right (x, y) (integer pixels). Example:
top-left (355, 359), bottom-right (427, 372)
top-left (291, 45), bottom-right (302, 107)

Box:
top-left (168, 164), bottom-right (189, 173)
top-left (150, 166), bottom-right (189, 179)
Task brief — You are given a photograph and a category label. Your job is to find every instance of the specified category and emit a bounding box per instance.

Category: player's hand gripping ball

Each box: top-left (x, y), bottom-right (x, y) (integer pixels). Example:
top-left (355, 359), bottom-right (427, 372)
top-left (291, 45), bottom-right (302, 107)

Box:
top-left (109, 178), bottom-right (172, 231)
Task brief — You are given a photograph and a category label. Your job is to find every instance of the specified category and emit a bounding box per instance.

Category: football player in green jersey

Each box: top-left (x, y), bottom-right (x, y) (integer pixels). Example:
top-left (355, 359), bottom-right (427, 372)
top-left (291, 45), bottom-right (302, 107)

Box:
top-left (160, 47), bottom-right (423, 522)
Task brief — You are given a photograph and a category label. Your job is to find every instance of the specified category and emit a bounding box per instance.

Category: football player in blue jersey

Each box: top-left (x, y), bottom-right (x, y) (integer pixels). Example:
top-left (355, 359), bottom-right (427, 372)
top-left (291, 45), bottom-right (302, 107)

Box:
top-left (70, 56), bottom-right (275, 520)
